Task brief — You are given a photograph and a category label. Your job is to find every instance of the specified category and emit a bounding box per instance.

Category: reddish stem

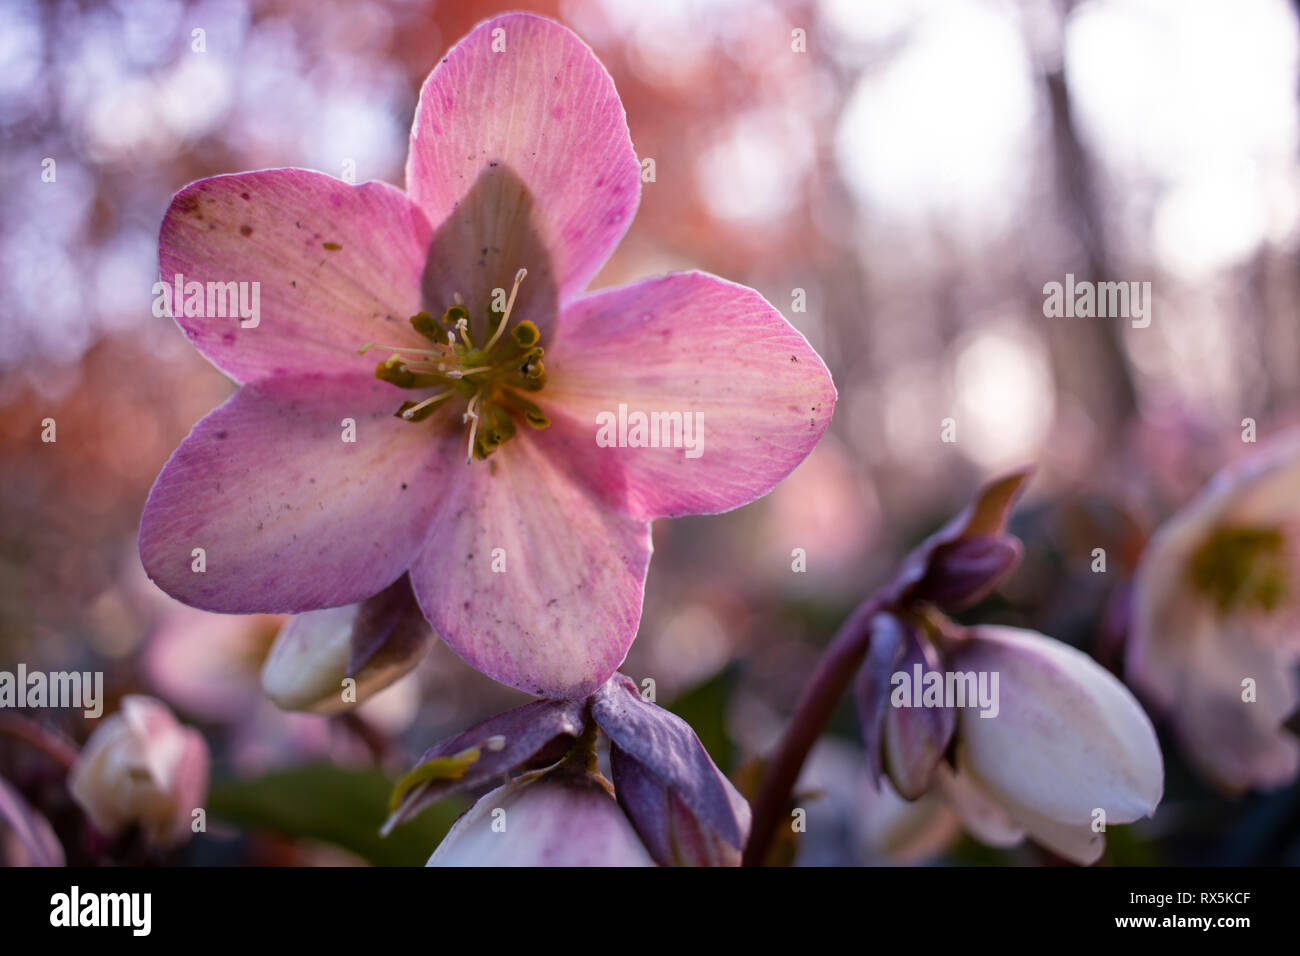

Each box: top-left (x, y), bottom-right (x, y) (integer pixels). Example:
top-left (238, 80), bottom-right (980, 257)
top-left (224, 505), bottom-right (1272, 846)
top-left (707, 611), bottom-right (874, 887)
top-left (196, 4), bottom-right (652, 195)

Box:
top-left (742, 595), bottom-right (884, 866)
top-left (0, 712), bottom-right (80, 771)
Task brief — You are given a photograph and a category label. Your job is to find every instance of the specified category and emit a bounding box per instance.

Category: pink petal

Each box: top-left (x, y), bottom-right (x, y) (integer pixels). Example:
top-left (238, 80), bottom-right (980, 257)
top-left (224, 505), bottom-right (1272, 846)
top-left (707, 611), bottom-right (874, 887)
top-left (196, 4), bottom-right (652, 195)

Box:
top-left (159, 168), bottom-right (433, 384)
top-left (406, 13), bottom-right (640, 306)
top-left (428, 776), bottom-right (654, 867)
top-left (543, 272), bottom-right (836, 520)
top-left (139, 373), bottom-right (461, 613)
top-left (408, 424), bottom-right (652, 699)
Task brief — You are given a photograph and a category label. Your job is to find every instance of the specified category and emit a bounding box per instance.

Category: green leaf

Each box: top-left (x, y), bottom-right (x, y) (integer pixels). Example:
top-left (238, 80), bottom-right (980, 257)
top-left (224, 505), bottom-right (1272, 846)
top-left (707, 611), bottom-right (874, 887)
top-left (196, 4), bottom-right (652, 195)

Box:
top-left (208, 762), bottom-right (466, 867)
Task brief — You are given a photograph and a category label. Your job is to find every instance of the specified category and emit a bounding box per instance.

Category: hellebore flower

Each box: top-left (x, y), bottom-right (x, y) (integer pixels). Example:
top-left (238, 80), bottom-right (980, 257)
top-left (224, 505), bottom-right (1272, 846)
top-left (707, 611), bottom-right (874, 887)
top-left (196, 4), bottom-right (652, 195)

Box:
top-left (858, 622), bottom-right (1163, 865)
top-left (852, 469), bottom-right (1162, 865)
top-left (138, 12), bottom-right (835, 700)
top-left (1128, 432), bottom-right (1300, 792)
top-left (385, 674), bottom-right (748, 866)
top-left (68, 695), bottom-right (209, 849)
top-left (261, 573), bottom-right (434, 714)
top-left (942, 626), bottom-right (1162, 865)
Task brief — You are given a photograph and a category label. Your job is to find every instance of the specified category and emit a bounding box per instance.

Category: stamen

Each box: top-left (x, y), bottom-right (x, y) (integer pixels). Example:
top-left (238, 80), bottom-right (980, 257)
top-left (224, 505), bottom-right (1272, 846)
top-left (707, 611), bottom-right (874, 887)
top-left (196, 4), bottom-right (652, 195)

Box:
top-left (483, 268), bottom-right (529, 353)
top-left (362, 343), bottom-right (449, 359)
top-left (445, 366), bottom-right (493, 379)
top-left (456, 317), bottom-right (473, 349)
top-left (463, 392), bottom-right (482, 463)
top-left (401, 390), bottom-right (452, 420)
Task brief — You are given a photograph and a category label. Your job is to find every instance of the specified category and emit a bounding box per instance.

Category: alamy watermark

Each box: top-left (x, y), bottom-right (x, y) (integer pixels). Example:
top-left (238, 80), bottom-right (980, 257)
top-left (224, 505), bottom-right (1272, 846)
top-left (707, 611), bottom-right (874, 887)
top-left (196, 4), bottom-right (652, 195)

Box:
top-left (890, 664), bottom-right (999, 718)
top-left (152, 273), bottom-right (261, 328)
top-left (1042, 274), bottom-right (1151, 328)
top-left (0, 664), bottom-right (103, 718)
top-left (595, 404), bottom-right (704, 459)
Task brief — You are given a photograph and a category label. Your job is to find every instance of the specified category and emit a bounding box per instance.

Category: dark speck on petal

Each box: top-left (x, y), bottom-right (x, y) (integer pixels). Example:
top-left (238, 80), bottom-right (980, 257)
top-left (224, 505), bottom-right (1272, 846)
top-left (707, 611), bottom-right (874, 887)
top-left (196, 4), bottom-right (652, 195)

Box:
top-left (240, 224), bottom-right (253, 237)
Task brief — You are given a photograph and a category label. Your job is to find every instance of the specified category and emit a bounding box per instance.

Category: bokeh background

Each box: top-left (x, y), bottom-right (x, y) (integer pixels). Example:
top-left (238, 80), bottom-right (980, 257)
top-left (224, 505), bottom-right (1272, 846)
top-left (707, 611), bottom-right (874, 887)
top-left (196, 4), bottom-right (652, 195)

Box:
top-left (3, 0), bottom-right (1300, 865)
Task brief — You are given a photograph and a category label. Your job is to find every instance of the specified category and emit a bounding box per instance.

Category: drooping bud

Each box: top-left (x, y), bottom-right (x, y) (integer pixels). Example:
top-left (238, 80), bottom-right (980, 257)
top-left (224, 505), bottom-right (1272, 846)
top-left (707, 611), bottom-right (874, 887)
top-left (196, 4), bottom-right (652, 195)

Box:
top-left (855, 613), bottom-right (956, 800)
top-left (261, 574), bottom-right (433, 715)
top-left (887, 468), bottom-right (1031, 610)
top-left (68, 695), bottom-right (209, 849)
top-left (589, 674), bottom-right (749, 866)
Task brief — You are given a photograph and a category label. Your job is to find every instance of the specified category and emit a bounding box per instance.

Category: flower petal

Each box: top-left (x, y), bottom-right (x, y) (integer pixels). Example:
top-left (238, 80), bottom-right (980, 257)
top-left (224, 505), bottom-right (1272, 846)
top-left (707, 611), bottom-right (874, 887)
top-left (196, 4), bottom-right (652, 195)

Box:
top-left (950, 626), bottom-right (1163, 826)
top-left (406, 12), bottom-right (639, 305)
top-left (382, 697), bottom-right (587, 833)
top-left (139, 373), bottom-right (460, 613)
top-left (428, 775), bottom-right (654, 867)
top-left (543, 272), bottom-right (836, 520)
top-left (408, 426), bottom-right (652, 698)
top-left (159, 168), bottom-right (433, 384)
top-left (591, 673), bottom-right (749, 865)
top-left (935, 762), bottom-right (1025, 848)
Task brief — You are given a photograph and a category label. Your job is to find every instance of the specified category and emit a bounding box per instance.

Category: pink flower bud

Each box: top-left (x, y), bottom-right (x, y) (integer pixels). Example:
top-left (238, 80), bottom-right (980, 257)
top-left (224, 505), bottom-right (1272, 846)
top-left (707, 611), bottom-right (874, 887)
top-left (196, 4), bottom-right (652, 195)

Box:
top-left (68, 695), bottom-right (209, 848)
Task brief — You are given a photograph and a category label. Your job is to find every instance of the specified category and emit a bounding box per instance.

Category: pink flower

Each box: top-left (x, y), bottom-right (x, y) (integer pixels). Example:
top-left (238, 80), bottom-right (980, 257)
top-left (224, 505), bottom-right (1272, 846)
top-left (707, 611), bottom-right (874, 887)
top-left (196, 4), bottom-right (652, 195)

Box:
top-left (138, 13), bottom-right (835, 699)
top-left (68, 696), bottom-right (209, 848)
top-left (1128, 431), bottom-right (1300, 792)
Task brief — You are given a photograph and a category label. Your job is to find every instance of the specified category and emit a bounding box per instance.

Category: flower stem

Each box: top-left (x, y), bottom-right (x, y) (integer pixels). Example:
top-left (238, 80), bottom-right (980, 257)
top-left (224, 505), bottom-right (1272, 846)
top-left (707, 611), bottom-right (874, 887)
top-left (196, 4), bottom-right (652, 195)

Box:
top-left (742, 594), bottom-right (884, 866)
top-left (0, 712), bottom-right (79, 772)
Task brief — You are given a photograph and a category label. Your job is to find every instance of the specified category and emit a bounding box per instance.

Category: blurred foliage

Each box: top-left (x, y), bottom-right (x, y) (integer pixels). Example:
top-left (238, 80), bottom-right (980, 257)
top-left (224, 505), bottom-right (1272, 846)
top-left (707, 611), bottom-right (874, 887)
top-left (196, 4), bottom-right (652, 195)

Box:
top-left (209, 763), bottom-right (466, 866)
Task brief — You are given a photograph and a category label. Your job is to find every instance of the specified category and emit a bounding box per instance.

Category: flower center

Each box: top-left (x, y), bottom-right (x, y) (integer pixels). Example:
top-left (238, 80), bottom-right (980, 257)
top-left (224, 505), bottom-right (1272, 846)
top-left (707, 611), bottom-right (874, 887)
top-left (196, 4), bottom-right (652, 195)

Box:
top-left (1187, 524), bottom-right (1292, 614)
top-left (359, 268), bottom-right (549, 463)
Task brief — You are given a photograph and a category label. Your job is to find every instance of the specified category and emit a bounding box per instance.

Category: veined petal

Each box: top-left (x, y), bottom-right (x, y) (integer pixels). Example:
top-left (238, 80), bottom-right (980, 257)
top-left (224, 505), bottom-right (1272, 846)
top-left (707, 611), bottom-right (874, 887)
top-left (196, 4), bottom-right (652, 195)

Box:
top-left (383, 697), bottom-right (588, 833)
top-left (544, 272), bottom-right (836, 521)
top-left (408, 423), bottom-right (652, 699)
top-left (139, 373), bottom-right (460, 613)
top-left (428, 775), bottom-right (654, 867)
top-left (591, 674), bottom-right (749, 865)
top-left (950, 626), bottom-right (1164, 826)
top-left (406, 13), bottom-right (639, 306)
top-left (159, 168), bottom-right (433, 384)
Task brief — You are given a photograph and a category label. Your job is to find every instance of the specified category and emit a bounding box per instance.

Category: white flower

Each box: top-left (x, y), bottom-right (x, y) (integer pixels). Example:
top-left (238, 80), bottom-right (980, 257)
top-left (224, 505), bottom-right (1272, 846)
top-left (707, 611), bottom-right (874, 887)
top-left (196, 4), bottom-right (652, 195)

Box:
top-left (942, 626), bottom-right (1163, 865)
top-left (1129, 432), bottom-right (1300, 792)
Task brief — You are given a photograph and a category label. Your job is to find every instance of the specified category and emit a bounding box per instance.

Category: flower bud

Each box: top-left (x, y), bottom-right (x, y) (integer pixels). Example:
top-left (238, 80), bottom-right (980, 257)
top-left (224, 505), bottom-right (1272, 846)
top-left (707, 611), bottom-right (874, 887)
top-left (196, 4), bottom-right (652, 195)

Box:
top-left (855, 614), bottom-right (955, 800)
top-left (888, 469), bottom-right (1030, 610)
top-left (68, 695), bottom-right (209, 848)
top-left (261, 574), bottom-right (433, 714)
